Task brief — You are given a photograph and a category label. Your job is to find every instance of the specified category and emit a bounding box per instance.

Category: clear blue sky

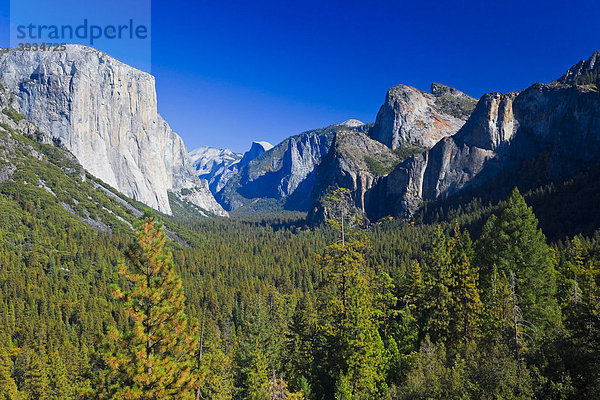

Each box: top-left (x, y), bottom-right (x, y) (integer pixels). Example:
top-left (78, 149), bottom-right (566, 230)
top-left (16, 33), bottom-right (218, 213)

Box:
top-left (1, 0), bottom-right (600, 152)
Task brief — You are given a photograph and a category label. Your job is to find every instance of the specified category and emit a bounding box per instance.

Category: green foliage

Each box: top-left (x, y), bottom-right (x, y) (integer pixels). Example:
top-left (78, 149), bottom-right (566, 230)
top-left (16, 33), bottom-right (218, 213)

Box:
top-left (433, 92), bottom-right (478, 119)
top-left (421, 224), bottom-right (483, 349)
top-left (89, 214), bottom-right (197, 399)
top-left (363, 154), bottom-right (397, 176)
top-left (577, 70), bottom-right (600, 90)
top-left (362, 145), bottom-right (424, 176)
top-left (312, 239), bottom-right (389, 399)
top-left (2, 108), bottom-right (25, 123)
top-left (1, 127), bottom-right (600, 398)
top-left (476, 188), bottom-right (561, 332)
top-left (0, 347), bottom-right (19, 400)
top-left (392, 145), bottom-right (426, 161)
top-left (23, 353), bottom-right (49, 400)
top-left (393, 338), bottom-right (468, 400)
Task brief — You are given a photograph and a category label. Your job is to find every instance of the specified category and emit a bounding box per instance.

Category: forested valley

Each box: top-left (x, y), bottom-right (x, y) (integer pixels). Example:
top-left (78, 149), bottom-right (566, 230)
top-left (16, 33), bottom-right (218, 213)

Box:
top-left (1, 161), bottom-right (599, 399)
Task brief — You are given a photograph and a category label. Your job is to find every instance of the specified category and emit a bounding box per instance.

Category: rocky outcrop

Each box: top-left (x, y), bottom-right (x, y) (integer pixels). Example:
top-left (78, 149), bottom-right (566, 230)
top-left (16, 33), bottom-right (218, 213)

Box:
top-left (308, 128), bottom-right (400, 223)
top-left (556, 50), bottom-right (600, 85)
top-left (216, 122), bottom-right (364, 212)
top-left (368, 52), bottom-right (600, 220)
top-left (369, 83), bottom-right (476, 149)
top-left (0, 45), bottom-right (226, 216)
top-left (190, 146), bottom-right (243, 193)
top-left (238, 141), bottom-right (273, 167)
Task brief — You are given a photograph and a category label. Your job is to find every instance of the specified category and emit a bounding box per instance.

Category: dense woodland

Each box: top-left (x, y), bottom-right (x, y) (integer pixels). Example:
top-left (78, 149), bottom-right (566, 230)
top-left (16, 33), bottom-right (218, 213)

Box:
top-left (0, 132), bottom-right (599, 399)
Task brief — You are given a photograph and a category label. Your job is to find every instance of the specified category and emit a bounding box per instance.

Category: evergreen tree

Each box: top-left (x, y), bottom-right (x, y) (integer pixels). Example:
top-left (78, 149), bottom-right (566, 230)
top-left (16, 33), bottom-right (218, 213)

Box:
top-left (423, 226), bottom-right (453, 344)
top-left (0, 346), bottom-right (19, 400)
top-left (476, 188), bottom-right (560, 332)
top-left (49, 352), bottom-right (71, 400)
top-left (243, 341), bottom-right (269, 400)
top-left (90, 212), bottom-right (197, 399)
top-left (315, 240), bottom-right (387, 400)
top-left (448, 224), bottom-right (483, 345)
top-left (285, 296), bottom-right (317, 395)
top-left (402, 260), bottom-right (424, 309)
top-left (194, 311), bottom-right (233, 400)
top-left (23, 353), bottom-right (49, 400)
top-left (482, 265), bottom-right (513, 342)
top-left (423, 225), bottom-right (482, 350)
top-left (394, 337), bottom-right (467, 400)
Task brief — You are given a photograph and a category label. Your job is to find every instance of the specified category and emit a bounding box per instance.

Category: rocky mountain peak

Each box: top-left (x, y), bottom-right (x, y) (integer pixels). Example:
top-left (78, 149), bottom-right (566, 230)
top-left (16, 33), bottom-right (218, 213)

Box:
top-left (338, 119), bottom-right (365, 128)
top-left (190, 146), bottom-right (242, 175)
top-left (239, 141), bottom-right (273, 167)
top-left (368, 83), bottom-right (476, 149)
top-left (557, 50), bottom-right (600, 85)
top-left (430, 82), bottom-right (470, 99)
top-left (368, 52), bottom-right (600, 221)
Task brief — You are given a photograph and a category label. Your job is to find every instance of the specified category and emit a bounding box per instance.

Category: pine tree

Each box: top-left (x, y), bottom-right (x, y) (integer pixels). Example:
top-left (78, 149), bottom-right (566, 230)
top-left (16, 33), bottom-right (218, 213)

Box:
top-left (476, 188), bottom-right (560, 332)
top-left (90, 212), bottom-right (197, 399)
top-left (194, 311), bottom-right (233, 400)
top-left (316, 240), bottom-right (387, 400)
top-left (483, 265), bottom-right (513, 342)
top-left (244, 342), bottom-right (269, 400)
top-left (23, 353), bottom-right (49, 400)
top-left (423, 225), bottom-right (482, 350)
top-left (448, 224), bottom-right (483, 345)
top-left (285, 296), bottom-right (317, 395)
top-left (49, 352), bottom-right (71, 400)
top-left (423, 226), bottom-right (453, 344)
top-left (0, 346), bottom-right (19, 400)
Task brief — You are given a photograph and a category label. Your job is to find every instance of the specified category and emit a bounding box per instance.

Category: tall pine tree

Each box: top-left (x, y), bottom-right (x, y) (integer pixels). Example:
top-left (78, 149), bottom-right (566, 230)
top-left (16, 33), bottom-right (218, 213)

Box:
top-left (315, 240), bottom-right (387, 400)
top-left (89, 212), bottom-right (197, 399)
top-left (476, 188), bottom-right (560, 332)
top-left (0, 346), bottom-right (19, 400)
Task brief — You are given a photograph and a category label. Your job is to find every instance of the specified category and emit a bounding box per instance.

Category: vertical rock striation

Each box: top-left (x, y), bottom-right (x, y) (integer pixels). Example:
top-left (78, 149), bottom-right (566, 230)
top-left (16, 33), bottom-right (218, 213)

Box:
top-left (0, 45), bottom-right (226, 216)
top-left (368, 51), bottom-right (600, 220)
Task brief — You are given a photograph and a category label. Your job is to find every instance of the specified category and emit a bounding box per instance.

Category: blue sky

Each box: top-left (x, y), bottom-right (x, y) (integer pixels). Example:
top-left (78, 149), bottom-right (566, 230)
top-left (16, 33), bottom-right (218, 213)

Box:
top-left (1, 0), bottom-right (600, 152)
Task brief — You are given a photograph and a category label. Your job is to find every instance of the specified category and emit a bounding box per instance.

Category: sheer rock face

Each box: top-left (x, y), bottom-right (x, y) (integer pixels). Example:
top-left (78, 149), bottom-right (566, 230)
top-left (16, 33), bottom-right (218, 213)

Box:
top-left (216, 125), bottom-right (339, 211)
top-left (238, 141), bottom-right (273, 167)
top-left (368, 83), bottom-right (476, 149)
top-left (0, 45), bottom-right (226, 216)
top-left (369, 52), bottom-right (600, 220)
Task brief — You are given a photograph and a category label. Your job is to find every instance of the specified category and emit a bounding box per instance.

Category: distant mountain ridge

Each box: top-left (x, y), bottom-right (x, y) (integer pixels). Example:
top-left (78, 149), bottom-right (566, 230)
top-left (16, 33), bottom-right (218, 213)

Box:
top-left (189, 140), bottom-right (273, 195)
top-left (3, 44), bottom-right (595, 225)
top-left (194, 82), bottom-right (478, 217)
top-left (213, 120), bottom-right (369, 213)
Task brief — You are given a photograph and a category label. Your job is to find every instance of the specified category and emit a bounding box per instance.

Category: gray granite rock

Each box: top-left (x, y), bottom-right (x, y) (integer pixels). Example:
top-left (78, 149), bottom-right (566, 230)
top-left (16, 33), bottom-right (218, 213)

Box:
top-left (308, 128), bottom-right (399, 223)
top-left (368, 83), bottom-right (476, 149)
top-left (216, 123), bottom-right (357, 212)
top-left (368, 52), bottom-right (600, 220)
top-left (190, 146), bottom-right (243, 193)
top-left (0, 45), bottom-right (226, 216)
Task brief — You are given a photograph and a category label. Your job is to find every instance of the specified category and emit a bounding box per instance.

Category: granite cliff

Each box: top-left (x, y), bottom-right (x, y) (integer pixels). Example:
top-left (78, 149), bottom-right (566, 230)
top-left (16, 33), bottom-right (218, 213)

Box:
top-left (0, 45), bottom-right (226, 216)
top-left (307, 128), bottom-right (400, 223)
top-left (216, 121), bottom-right (363, 212)
top-left (368, 83), bottom-right (476, 149)
top-left (368, 52), bottom-right (600, 220)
